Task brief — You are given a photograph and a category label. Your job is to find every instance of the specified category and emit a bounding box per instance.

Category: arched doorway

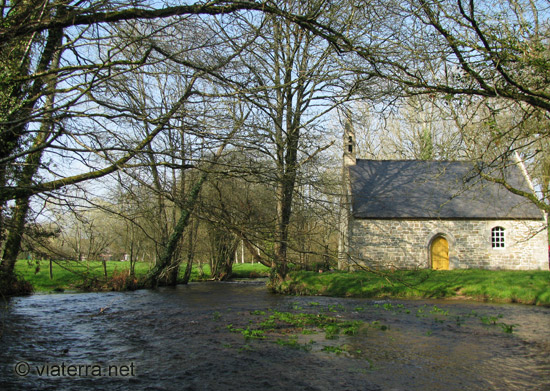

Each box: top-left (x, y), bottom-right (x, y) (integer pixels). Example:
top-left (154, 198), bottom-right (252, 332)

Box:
top-left (431, 236), bottom-right (449, 270)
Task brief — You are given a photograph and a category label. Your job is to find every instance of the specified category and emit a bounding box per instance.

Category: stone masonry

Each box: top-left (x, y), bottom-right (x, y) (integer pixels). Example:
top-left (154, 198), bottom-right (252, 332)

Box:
top-left (344, 218), bottom-right (549, 270)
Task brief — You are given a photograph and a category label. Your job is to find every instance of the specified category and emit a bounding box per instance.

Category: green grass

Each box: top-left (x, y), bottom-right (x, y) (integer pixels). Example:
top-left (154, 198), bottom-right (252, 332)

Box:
top-left (189, 263), bottom-right (270, 280)
top-left (230, 263), bottom-right (270, 278)
top-left (14, 259), bottom-right (269, 293)
top-left (274, 269), bottom-right (550, 306)
top-left (15, 260), bottom-right (149, 292)
top-left (15, 259), bottom-right (549, 306)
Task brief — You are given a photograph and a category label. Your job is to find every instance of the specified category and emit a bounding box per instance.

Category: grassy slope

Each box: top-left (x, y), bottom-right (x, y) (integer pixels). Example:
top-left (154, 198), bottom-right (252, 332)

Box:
top-left (276, 269), bottom-right (550, 306)
top-left (14, 260), bottom-right (270, 292)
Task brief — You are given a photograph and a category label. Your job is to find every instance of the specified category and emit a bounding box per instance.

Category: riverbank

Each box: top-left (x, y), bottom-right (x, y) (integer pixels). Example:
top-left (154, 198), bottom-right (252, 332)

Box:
top-left (14, 260), bottom-right (270, 293)
top-left (12, 260), bottom-right (550, 306)
top-left (273, 269), bottom-right (550, 306)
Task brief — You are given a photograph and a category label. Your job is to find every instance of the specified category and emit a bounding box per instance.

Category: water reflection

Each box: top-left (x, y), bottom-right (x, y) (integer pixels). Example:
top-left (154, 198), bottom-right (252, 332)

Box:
top-left (1, 282), bottom-right (549, 390)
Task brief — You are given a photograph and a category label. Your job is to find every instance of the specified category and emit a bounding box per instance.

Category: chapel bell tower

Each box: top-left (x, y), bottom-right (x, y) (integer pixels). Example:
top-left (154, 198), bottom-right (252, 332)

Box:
top-left (339, 116), bottom-right (355, 271)
top-left (343, 118), bottom-right (356, 167)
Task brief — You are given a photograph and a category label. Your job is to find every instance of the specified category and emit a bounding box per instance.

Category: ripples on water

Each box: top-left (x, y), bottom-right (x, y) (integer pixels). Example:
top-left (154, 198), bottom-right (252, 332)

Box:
top-left (1, 281), bottom-right (549, 390)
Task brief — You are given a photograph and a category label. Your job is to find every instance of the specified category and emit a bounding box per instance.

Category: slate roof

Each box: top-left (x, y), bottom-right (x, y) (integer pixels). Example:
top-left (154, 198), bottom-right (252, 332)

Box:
top-left (348, 159), bottom-right (544, 219)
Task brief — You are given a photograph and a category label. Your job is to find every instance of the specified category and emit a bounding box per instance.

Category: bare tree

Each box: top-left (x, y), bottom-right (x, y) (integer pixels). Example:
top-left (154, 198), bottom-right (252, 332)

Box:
top-left (214, 0), bottom-right (355, 281)
top-left (0, 0), bottom-right (340, 293)
top-left (344, 96), bottom-right (467, 160)
top-left (316, 0), bottom-right (550, 212)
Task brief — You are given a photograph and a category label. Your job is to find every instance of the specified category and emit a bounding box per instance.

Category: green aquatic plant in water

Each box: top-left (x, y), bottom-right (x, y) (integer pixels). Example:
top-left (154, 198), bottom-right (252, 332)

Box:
top-left (322, 345), bottom-right (345, 355)
top-left (480, 314), bottom-right (503, 325)
top-left (500, 323), bottom-right (517, 334)
top-left (250, 310), bottom-right (266, 316)
top-left (228, 309), bottom-right (364, 346)
top-left (275, 336), bottom-right (314, 351)
top-left (429, 305), bottom-right (449, 316)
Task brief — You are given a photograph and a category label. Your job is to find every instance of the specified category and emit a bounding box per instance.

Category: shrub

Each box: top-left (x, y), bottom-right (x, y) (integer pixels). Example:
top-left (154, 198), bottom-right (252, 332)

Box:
top-left (0, 271), bottom-right (34, 297)
top-left (105, 270), bottom-right (138, 291)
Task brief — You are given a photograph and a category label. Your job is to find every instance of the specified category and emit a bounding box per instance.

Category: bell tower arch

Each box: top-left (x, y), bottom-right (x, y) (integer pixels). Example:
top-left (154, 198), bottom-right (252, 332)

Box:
top-left (343, 118), bottom-right (356, 167)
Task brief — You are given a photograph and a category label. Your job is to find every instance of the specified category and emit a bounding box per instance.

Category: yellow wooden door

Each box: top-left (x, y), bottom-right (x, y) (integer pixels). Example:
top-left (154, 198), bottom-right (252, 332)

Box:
top-left (431, 237), bottom-right (449, 270)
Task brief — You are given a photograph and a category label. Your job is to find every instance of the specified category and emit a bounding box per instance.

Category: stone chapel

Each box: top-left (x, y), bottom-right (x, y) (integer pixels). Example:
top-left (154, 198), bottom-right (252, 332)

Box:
top-left (338, 124), bottom-right (549, 271)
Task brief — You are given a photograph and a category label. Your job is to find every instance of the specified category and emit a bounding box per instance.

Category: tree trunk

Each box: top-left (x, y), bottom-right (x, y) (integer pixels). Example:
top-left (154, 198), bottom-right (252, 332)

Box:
top-left (181, 254), bottom-right (194, 285)
top-left (0, 1), bottom-right (46, 242)
top-left (0, 197), bottom-right (31, 274)
top-left (209, 227), bottom-right (237, 281)
top-left (164, 260), bottom-right (180, 286)
top-left (181, 216), bottom-right (199, 285)
top-left (0, 17), bottom-right (63, 277)
top-left (273, 124), bottom-right (300, 281)
top-left (142, 173), bottom-right (207, 288)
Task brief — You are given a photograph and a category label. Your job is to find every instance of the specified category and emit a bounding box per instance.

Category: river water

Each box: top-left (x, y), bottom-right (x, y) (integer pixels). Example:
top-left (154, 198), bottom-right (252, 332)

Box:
top-left (1, 281), bottom-right (549, 390)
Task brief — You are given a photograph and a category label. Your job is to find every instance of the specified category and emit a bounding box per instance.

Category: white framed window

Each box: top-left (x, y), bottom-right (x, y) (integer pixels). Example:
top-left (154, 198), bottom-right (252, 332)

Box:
top-left (491, 226), bottom-right (505, 249)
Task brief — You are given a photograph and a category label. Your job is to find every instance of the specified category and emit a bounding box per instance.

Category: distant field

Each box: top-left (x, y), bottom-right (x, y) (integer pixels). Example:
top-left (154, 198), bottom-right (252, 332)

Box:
top-left (14, 259), bottom-right (270, 293)
top-left (275, 269), bottom-right (550, 306)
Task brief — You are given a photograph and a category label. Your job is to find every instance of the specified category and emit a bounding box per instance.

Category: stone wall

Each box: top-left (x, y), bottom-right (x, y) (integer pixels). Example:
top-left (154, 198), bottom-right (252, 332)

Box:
top-left (344, 218), bottom-right (548, 271)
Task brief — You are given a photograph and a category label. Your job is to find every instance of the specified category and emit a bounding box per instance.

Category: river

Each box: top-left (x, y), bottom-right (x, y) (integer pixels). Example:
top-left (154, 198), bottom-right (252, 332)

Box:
top-left (1, 281), bottom-right (549, 390)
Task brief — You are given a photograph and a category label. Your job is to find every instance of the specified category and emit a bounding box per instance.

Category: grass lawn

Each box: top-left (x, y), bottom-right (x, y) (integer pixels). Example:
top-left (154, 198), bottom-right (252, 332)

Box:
top-left (14, 259), bottom-right (270, 293)
top-left (275, 269), bottom-right (550, 306)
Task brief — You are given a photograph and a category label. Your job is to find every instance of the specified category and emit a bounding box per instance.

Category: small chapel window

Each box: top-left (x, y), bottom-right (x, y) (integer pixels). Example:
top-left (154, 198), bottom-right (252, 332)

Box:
top-left (491, 226), bottom-right (505, 249)
top-left (348, 136), bottom-right (353, 153)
